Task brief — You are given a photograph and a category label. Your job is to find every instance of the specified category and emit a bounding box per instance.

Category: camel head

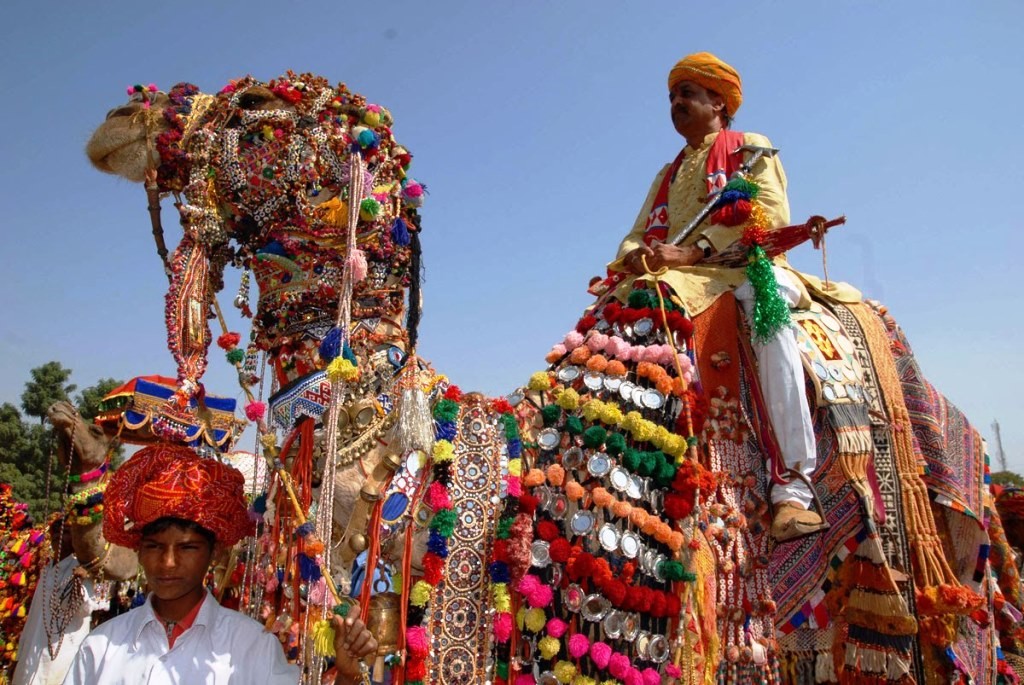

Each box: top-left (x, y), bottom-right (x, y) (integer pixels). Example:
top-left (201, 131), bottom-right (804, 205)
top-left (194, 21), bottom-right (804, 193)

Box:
top-left (46, 400), bottom-right (113, 474)
top-left (87, 73), bottom-right (425, 396)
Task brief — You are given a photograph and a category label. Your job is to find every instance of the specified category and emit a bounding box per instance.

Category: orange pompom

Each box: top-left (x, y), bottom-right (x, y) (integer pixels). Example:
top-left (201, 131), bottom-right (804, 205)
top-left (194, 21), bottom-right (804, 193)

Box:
top-left (524, 469), bottom-right (547, 487)
top-left (586, 355), bottom-right (609, 373)
top-left (546, 464), bottom-right (566, 487)
top-left (565, 480), bottom-right (585, 501)
top-left (605, 360), bottom-right (627, 377)
top-left (656, 377), bottom-right (674, 395)
top-left (612, 500), bottom-right (633, 519)
top-left (667, 531), bottom-right (685, 552)
top-left (591, 487), bottom-right (615, 508)
top-left (570, 346), bottom-right (592, 364)
top-left (630, 508), bottom-right (651, 529)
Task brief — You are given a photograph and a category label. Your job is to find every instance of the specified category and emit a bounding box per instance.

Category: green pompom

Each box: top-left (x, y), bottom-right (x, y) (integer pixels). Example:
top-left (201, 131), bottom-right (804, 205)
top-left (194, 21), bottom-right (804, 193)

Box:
top-left (429, 509), bottom-right (457, 537)
top-left (636, 451), bottom-right (656, 477)
top-left (654, 461), bottom-right (677, 487)
top-left (496, 661), bottom-right (509, 679)
top-left (226, 348), bottom-right (245, 365)
top-left (541, 404), bottom-right (562, 427)
top-left (432, 399), bottom-right (460, 422)
top-left (605, 432), bottom-right (626, 456)
top-left (565, 416), bottom-right (584, 436)
top-left (623, 448), bottom-right (641, 472)
top-left (496, 517), bottom-right (513, 539)
top-left (583, 426), bottom-right (607, 449)
top-left (501, 414), bottom-right (519, 440)
top-left (724, 176), bottom-right (760, 199)
top-left (658, 560), bottom-right (688, 581)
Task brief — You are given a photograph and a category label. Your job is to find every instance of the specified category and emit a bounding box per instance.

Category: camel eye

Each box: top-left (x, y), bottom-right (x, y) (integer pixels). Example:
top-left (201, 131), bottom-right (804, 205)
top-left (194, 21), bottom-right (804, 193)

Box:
top-left (237, 87), bottom-right (275, 110)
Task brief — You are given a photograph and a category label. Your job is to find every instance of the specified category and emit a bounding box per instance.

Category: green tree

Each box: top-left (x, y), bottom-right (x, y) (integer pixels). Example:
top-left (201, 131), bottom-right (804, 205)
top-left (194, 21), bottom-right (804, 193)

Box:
top-left (992, 471), bottom-right (1024, 487)
top-left (20, 361), bottom-right (76, 424)
top-left (76, 378), bottom-right (122, 422)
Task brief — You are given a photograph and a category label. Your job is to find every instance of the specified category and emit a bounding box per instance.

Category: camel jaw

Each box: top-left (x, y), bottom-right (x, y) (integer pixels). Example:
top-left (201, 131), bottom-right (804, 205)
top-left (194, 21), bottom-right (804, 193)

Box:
top-left (46, 401), bottom-right (80, 431)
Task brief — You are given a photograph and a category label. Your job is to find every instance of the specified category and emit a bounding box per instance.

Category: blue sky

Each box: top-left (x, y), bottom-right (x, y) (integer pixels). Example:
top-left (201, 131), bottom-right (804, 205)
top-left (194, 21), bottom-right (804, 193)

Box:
top-left (2, 1), bottom-right (1022, 471)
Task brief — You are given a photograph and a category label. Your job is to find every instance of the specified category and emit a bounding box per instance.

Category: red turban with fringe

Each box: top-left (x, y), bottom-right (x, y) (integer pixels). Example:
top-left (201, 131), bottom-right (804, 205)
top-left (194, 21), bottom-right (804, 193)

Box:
top-left (103, 442), bottom-right (254, 549)
top-left (668, 52), bottom-right (743, 117)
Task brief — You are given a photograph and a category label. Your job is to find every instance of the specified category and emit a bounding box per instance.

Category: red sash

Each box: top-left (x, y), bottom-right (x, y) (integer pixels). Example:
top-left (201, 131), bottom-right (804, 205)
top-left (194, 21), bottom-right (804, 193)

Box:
top-left (591, 130), bottom-right (747, 296)
top-left (641, 129), bottom-right (747, 245)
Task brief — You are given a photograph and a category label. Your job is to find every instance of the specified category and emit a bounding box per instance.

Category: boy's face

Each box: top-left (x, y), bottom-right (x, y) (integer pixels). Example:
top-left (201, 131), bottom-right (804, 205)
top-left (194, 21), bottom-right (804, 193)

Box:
top-left (138, 525), bottom-right (215, 605)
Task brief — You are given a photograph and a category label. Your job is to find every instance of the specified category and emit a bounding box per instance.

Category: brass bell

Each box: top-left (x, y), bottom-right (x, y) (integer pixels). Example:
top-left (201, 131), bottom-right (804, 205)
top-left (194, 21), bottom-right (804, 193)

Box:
top-left (349, 533), bottom-right (368, 553)
top-left (381, 450), bottom-right (402, 473)
top-left (360, 483), bottom-right (381, 503)
top-left (366, 592), bottom-right (401, 653)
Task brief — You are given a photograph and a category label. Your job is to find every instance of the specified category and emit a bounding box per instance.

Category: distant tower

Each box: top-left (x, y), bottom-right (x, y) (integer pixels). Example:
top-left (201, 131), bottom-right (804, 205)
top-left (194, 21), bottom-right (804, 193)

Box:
top-left (993, 419), bottom-right (1007, 472)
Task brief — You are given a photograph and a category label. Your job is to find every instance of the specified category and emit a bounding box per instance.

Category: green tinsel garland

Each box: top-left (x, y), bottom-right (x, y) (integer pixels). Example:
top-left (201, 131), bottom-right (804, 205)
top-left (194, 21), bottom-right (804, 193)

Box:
top-left (745, 245), bottom-right (791, 344)
top-left (496, 517), bottom-right (513, 539)
top-left (500, 414), bottom-right (519, 441)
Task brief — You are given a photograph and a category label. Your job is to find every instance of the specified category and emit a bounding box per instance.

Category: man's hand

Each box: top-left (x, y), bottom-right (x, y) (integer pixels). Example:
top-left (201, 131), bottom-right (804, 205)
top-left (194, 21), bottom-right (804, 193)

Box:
top-left (622, 243), bottom-right (702, 274)
top-left (333, 608), bottom-right (378, 685)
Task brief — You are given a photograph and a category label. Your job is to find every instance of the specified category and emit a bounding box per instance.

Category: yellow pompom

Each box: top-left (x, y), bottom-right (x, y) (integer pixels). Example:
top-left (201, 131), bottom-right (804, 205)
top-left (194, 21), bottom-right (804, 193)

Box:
top-left (410, 580), bottom-right (433, 607)
top-left (311, 619), bottom-right (337, 657)
top-left (318, 197), bottom-right (348, 228)
top-left (262, 125), bottom-right (274, 140)
top-left (572, 677), bottom-right (596, 685)
top-left (622, 411), bottom-right (643, 432)
top-left (516, 607), bottom-right (527, 630)
top-left (507, 458), bottom-right (522, 477)
top-left (528, 372), bottom-right (552, 392)
top-left (554, 660), bottom-right (577, 683)
top-left (664, 435), bottom-right (686, 458)
top-left (555, 388), bottom-right (579, 411)
top-left (538, 636), bottom-right (561, 660)
top-left (260, 433), bottom-right (278, 450)
top-left (580, 399), bottom-right (601, 423)
top-left (601, 404), bottom-right (624, 426)
top-left (492, 583), bottom-right (511, 613)
top-left (327, 358), bottom-right (359, 383)
top-left (363, 111), bottom-right (381, 127)
top-left (433, 440), bottom-right (454, 463)
top-left (525, 607), bottom-right (546, 633)
top-left (652, 425), bottom-right (671, 448)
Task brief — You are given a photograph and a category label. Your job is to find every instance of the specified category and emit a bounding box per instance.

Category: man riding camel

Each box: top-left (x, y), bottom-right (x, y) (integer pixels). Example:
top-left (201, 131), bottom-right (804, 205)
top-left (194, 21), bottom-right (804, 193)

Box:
top-left (613, 51), bottom-right (824, 541)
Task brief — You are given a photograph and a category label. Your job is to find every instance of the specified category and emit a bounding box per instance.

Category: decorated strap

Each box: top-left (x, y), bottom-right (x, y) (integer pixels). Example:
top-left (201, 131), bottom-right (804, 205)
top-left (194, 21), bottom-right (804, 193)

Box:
top-left (166, 235), bottom-right (211, 403)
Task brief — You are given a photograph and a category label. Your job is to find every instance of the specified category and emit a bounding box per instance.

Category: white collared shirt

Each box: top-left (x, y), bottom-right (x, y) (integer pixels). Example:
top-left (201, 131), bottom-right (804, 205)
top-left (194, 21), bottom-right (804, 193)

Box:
top-left (63, 591), bottom-right (299, 684)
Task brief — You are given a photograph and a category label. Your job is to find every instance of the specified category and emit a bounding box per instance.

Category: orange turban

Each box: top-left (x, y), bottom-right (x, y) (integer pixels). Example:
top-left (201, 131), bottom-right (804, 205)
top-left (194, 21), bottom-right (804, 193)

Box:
top-left (668, 52), bottom-right (743, 117)
top-left (104, 442), bottom-right (254, 549)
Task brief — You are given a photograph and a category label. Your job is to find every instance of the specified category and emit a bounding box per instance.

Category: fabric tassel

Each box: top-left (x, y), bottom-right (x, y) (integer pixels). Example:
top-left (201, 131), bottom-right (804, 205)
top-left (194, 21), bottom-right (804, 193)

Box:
top-left (346, 248), bottom-right (368, 283)
top-left (388, 387), bottom-right (435, 455)
top-left (319, 327), bottom-right (343, 362)
top-left (312, 619), bottom-right (336, 657)
top-left (391, 218), bottom-right (410, 246)
top-left (297, 553), bottom-right (322, 582)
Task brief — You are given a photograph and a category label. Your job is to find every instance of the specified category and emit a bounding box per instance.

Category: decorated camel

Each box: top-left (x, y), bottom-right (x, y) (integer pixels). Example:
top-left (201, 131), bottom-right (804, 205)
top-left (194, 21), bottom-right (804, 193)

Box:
top-left (83, 74), bottom-right (1022, 685)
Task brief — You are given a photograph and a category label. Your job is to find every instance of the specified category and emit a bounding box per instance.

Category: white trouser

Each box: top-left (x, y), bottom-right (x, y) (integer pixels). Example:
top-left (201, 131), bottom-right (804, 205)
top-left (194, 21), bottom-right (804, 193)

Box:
top-left (733, 267), bottom-right (817, 507)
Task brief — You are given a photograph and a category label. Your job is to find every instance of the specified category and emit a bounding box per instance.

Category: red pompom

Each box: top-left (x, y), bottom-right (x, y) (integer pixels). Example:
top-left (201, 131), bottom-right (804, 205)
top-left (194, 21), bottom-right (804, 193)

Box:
top-left (492, 539), bottom-right (509, 562)
top-left (603, 302), bottom-right (622, 323)
top-left (217, 332), bottom-right (241, 350)
top-left (491, 398), bottom-right (513, 415)
top-left (444, 385), bottom-right (463, 401)
top-left (549, 538), bottom-right (571, 564)
top-left (568, 552), bottom-right (595, 581)
top-left (649, 591), bottom-right (667, 617)
top-left (518, 494), bottom-right (539, 516)
top-left (711, 199), bottom-right (752, 227)
top-left (665, 592), bottom-right (682, 617)
top-left (422, 553), bottom-right (445, 585)
top-left (603, 579), bottom-right (627, 606)
top-left (576, 315), bottom-right (598, 334)
top-left (536, 520), bottom-right (560, 542)
top-left (405, 658), bottom-right (427, 681)
top-left (664, 493), bottom-right (692, 520)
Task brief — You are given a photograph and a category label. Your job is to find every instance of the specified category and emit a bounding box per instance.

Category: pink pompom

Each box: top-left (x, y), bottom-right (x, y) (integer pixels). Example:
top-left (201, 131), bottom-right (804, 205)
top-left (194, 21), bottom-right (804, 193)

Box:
top-left (406, 625), bottom-right (429, 656)
top-left (550, 343), bottom-right (567, 357)
top-left (564, 331), bottom-right (584, 349)
top-left (624, 669), bottom-right (643, 685)
top-left (506, 475), bottom-right (522, 497)
top-left (609, 653), bottom-right (630, 679)
top-left (586, 332), bottom-right (609, 352)
top-left (528, 583), bottom-right (553, 608)
top-left (245, 401), bottom-right (266, 422)
top-left (623, 344), bottom-right (639, 362)
top-left (517, 574), bottom-right (540, 596)
top-left (308, 579), bottom-right (327, 606)
top-left (677, 354), bottom-right (693, 373)
top-left (641, 668), bottom-right (661, 685)
top-left (424, 481), bottom-right (452, 510)
top-left (568, 633), bottom-right (590, 659)
top-left (606, 336), bottom-right (626, 356)
top-left (665, 664), bottom-right (682, 678)
top-left (493, 612), bottom-right (513, 642)
top-left (590, 641), bottom-right (612, 669)
top-left (639, 345), bottom-right (657, 363)
top-left (546, 617), bottom-right (569, 638)
top-left (347, 248), bottom-right (368, 282)
top-left (684, 371), bottom-right (693, 384)
top-left (515, 676), bottom-right (536, 685)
